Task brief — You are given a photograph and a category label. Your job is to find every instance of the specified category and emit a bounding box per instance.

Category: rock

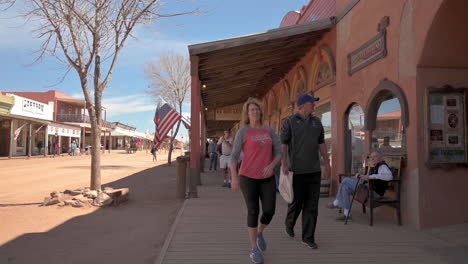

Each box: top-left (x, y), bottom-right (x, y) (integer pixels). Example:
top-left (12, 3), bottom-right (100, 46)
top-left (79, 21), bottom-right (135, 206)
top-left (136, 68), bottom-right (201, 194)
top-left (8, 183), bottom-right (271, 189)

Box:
top-left (63, 190), bottom-right (71, 194)
top-left (58, 202), bottom-right (65, 207)
top-left (71, 201), bottom-right (84, 208)
top-left (73, 194), bottom-right (88, 203)
top-left (64, 200), bottom-right (75, 206)
top-left (105, 188), bottom-right (130, 206)
top-left (70, 190), bottom-right (84, 196)
top-left (43, 197), bottom-right (51, 206)
top-left (50, 191), bottom-right (60, 198)
top-left (64, 199), bottom-right (83, 207)
top-left (43, 197), bottom-right (60, 206)
top-left (93, 192), bottom-right (113, 207)
top-left (84, 190), bottom-right (98, 199)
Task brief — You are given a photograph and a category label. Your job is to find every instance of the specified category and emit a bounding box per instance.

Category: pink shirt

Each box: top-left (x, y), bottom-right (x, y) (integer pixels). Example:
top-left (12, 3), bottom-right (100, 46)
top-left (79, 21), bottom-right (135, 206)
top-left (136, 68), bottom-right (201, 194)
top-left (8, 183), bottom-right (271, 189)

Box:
top-left (231, 127), bottom-right (281, 179)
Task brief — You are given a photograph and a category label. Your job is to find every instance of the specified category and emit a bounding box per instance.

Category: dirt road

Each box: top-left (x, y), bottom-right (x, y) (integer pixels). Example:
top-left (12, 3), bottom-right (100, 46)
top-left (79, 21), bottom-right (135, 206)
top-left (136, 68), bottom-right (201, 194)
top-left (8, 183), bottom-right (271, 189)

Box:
top-left (0, 150), bottom-right (183, 264)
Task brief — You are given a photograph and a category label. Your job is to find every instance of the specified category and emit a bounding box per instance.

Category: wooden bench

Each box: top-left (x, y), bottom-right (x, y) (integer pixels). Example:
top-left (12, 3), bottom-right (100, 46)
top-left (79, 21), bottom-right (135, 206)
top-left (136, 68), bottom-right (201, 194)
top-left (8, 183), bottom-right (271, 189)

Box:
top-left (338, 156), bottom-right (404, 226)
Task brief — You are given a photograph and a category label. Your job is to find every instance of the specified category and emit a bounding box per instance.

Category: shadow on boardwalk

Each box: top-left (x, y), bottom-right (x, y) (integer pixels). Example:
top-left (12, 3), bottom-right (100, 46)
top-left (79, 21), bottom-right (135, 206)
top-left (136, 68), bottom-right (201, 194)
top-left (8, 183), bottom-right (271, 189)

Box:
top-left (160, 167), bottom-right (468, 264)
top-left (0, 163), bottom-right (182, 264)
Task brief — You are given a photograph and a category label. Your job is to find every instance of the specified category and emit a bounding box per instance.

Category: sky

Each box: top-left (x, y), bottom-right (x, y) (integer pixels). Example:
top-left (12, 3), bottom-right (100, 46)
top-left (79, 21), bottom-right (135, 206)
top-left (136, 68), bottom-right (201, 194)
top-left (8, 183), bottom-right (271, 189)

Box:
top-left (0, 0), bottom-right (310, 142)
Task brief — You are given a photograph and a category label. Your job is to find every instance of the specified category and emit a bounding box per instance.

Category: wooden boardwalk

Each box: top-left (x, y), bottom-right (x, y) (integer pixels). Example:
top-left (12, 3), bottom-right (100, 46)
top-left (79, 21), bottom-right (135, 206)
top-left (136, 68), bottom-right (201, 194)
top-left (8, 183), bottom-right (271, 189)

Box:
top-left (158, 169), bottom-right (468, 264)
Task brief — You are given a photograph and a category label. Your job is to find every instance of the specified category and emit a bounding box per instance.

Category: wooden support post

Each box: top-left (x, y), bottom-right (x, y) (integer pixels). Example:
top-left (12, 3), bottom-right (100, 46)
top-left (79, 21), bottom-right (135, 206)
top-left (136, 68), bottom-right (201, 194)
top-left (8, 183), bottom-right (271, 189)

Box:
top-left (9, 119), bottom-right (13, 158)
top-left (190, 55), bottom-right (201, 191)
top-left (28, 123), bottom-right (32, 158)
top-left (176, 156), bottom-right (189, 199)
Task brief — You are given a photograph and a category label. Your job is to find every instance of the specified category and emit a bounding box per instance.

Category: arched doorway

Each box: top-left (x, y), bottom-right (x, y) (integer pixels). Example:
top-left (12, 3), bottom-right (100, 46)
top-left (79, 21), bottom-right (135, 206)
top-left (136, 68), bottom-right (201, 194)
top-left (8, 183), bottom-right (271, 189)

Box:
top-left (344, 103), bottom-right (365, 174)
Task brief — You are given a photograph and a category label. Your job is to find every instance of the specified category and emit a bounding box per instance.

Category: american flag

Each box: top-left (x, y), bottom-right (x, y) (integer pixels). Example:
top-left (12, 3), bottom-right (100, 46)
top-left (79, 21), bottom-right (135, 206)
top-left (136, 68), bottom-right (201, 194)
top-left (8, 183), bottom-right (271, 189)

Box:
top-left (14, 123), bottom-right (27, 141)
top-left (153, 100), bottom-right (182, 149)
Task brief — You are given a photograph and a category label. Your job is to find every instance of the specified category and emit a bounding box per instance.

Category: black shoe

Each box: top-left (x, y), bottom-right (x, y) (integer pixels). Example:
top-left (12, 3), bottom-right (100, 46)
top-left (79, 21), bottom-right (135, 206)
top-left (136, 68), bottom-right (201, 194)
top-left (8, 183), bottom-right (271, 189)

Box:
top-left (221, 183), bottom-right (228, 187)
top-left (301, 241), bottom-right (318, 249)
top-left (284, 226), bottom-right (294, 238)
top-left (336, 215), bottom-right (352, 221)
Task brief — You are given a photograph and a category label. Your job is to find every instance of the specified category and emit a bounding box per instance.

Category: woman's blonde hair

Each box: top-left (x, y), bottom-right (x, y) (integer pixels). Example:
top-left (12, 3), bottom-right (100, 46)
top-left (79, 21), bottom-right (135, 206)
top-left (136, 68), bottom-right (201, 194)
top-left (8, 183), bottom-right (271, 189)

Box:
top-left (241, 97), bottom-right (264, 127)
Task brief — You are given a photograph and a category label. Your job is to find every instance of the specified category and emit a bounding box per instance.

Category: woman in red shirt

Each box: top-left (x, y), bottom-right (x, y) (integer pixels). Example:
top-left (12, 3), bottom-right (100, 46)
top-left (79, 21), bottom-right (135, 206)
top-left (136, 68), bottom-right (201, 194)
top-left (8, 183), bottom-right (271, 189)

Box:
top-left (230, 97), bottom-right (282, 264)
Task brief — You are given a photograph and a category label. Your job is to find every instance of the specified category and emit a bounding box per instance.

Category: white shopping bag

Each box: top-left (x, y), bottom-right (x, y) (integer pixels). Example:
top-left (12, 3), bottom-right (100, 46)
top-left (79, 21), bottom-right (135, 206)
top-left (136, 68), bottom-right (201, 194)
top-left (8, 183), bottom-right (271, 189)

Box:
top-left (279, 167), bottom-right (294, 203)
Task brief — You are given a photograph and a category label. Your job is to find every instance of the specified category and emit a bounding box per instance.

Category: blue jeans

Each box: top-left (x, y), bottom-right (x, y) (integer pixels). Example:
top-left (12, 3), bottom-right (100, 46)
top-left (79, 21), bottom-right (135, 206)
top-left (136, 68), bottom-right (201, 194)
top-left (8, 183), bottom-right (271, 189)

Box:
top-left (336, 177), bottom-right (382, 209)
top-left (209, 152), bottom-right (218, 170)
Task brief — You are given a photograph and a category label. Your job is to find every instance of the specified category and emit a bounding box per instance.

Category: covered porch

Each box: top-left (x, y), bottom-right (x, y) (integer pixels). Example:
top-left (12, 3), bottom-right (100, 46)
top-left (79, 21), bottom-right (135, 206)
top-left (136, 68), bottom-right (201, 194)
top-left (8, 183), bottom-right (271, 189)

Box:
top-left (188, 17), bottom-right (336, 182)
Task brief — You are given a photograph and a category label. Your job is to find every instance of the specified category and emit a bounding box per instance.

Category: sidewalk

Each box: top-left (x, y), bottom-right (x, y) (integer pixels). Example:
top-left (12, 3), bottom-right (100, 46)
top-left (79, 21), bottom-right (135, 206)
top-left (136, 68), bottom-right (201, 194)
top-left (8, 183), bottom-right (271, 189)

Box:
top-left (159, 168), bottom-right (468, 264)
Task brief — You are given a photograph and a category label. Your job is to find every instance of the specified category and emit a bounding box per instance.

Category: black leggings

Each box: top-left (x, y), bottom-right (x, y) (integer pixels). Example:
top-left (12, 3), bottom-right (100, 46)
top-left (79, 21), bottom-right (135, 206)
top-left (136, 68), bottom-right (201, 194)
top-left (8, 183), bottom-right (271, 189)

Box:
top-left (240, 175), bottom-right (276, 228)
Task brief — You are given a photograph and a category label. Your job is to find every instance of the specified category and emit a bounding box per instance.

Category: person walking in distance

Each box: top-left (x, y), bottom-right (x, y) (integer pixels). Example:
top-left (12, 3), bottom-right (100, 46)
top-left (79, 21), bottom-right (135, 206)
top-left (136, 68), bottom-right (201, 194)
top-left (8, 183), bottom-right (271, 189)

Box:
top-left (230, 97), bottom-right (282, 264)
top-left (53, 141), bottom-right (60, 158)
top-left (281, 94), bottom-right (330, 249)
top-left (150, 145), bottom-right (157, 162)
top-left (218, 129), bottom-right (234, 187)
top-left (207, 138), bottom-right (218, 170)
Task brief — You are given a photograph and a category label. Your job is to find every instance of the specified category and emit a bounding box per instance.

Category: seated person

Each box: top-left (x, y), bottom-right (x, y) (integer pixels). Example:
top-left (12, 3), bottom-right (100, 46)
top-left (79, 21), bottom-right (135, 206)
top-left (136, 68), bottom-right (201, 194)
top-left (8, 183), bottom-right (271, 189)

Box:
top-left (326, 151), bottom-right (393, 221)
top-left (380, 136), bottom-right (393, 149)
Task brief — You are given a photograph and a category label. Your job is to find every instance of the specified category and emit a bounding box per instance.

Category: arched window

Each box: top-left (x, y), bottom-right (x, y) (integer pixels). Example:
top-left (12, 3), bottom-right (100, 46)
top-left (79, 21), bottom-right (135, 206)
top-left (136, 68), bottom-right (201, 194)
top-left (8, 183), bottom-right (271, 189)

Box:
top-left (345, 104), bottom-right (365, 174)
top-left (296, 80), bottom-right (307, 97)
top-left (372, 98), bottom-right (403, 150)
top-left (280, 83), bottom-right (291, 109)
top-left (263, 97), bottom-right (269, 117)
top-left (366, 80), bottom-right (409, 155)
top-left (268, 93), bottom-right (278, 116)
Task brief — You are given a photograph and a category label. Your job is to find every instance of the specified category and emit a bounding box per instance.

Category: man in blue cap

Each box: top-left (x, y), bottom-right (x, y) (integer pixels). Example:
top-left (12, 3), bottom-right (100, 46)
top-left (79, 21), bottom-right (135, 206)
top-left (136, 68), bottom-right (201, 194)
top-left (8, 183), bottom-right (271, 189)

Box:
top-left (280, 94), bottom-right (331, 249)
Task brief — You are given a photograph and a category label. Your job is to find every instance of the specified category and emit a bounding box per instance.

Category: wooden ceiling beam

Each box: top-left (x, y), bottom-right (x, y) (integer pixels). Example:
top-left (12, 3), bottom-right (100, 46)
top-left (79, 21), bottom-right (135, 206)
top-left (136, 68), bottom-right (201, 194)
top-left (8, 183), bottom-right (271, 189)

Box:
top-left (199, 40), bottom-right (308, 67)
top-left (199, 50), bottom-right (308, 77)
top-left (201, 66), bottom-right (294, 88)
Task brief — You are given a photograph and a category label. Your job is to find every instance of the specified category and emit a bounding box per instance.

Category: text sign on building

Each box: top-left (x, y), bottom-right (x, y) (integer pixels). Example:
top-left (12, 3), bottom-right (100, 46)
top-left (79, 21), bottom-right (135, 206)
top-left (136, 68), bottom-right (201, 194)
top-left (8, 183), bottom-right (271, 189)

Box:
top-left (22, 98), bottom-right (45, 115)
top-left (48, 124), bottom-right (81, 138)
top-left (348, 17), bottom-right (390, 75)
top-left (348, 32), bottom-right (387, 75)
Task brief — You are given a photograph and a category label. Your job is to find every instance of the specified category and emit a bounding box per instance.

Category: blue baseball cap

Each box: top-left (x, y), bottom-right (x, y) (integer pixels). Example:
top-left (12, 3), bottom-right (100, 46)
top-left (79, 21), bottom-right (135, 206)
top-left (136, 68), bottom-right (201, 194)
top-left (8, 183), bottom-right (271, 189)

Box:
top-left (297, 94), bottom-right (319, 106)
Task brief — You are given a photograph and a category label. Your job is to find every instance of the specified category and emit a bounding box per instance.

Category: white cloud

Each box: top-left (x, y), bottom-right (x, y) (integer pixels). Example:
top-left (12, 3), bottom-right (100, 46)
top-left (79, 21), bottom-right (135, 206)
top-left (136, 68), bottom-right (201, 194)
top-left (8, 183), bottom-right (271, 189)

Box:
top-left (103, 94), bottom-right (156, 116)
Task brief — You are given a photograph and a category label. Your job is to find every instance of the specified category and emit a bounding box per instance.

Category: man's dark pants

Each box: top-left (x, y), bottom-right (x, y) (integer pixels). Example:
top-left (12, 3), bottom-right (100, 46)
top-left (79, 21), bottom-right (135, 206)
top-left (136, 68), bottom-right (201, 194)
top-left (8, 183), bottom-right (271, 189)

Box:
top-left (285, 171), bottom-right (321, 243)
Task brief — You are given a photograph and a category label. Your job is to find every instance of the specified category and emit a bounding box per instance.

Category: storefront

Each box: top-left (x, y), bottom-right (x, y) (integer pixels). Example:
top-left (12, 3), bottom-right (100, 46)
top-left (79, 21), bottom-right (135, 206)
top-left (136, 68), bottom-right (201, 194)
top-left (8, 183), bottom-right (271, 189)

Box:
top-left (0, 93), bottom-right (51, 157)
top-left (0, 114), bottom-right (49, 157)
top-left (0, 95), bottom-right (14, 157)
top-left (333, 0), bottom-right (468, 229)
top-left (189, 0), bottom-right (468, 229)
top-left (47, 123), bottom-right (81, 154)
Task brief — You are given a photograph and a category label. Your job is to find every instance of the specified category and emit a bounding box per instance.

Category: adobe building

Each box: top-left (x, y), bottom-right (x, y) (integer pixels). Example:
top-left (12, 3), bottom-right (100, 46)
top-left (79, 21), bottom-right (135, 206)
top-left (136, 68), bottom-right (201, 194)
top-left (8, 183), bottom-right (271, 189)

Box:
top-left (5, 90), bottom-right (113, 153)
top-left (188, 0), bottom-right (468, 229)
top-left (0, 93), bottom-right (51, 157)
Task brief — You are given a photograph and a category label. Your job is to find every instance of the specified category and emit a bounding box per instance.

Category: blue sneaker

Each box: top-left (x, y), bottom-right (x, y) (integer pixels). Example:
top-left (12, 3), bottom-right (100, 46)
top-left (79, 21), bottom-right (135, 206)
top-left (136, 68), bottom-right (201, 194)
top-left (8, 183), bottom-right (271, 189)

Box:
top-left (249, 247), bottom-right (264, 264)
top-left (256, 232), bottom-right (267, 251)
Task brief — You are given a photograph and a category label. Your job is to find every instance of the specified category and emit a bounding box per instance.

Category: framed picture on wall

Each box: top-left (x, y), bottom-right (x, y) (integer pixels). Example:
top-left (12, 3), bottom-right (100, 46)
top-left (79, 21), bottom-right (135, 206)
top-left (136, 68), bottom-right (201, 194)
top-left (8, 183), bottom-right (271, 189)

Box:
top-left (427, 86), bottom-right (467, 167)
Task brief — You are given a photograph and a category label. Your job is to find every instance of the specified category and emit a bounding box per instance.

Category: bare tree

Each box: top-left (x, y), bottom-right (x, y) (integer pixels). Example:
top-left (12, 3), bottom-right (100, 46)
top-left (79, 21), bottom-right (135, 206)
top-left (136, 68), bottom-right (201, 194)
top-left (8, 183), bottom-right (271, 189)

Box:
top-left (145, 52), bottom-right (190, 165)
top-left (1, 0), bottom-right (197, 190)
